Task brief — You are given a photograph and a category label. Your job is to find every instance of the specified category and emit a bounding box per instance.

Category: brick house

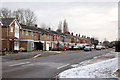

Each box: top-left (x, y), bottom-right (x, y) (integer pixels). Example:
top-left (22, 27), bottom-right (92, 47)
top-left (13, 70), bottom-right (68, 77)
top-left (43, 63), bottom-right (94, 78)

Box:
top-left (1, 18), bottom-right (21, 51)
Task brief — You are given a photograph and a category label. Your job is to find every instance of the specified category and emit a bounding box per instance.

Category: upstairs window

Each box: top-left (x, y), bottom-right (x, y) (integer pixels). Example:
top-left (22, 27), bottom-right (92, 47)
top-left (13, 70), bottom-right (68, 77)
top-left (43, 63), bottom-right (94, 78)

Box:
top-left (26, 31), bottom-right (28, 36)
top-left (41, 34), bottom-right (43, 37)
top-left (34, 32), bottom-right (36, 37)
top-left (31, 32), bottom-right (33, 36)
top-left (11, 27), bottom-right (13, 32)
top-left (44, 34), bottom-right (46, 38)
top-left (22, 30), bottom-right (24, 35)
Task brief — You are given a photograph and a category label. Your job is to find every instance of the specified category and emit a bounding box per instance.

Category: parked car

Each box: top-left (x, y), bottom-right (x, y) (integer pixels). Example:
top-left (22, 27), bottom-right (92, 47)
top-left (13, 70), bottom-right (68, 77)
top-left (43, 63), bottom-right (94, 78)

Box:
top-left (112, 46), bottom-right (115, 49)
top-left (84, 46), bottom-right (92, 51)
top-left (101, 46), bottom-right (106, 49)
top-left (61, 45), bottom-right (69, 51)
top-left (74, 45), bottom-right (78, 49)
top-left (96, 45), bottom-right (102, 50)
top-left (52, 45), bottom-right (69, 51)
top-left (91, 45), bottom-right (95, 49)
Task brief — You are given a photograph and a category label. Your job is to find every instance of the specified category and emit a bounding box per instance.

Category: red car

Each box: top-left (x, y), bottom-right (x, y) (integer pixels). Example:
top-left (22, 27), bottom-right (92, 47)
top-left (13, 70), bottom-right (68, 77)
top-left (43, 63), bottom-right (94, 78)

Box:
top-left (61, 45), bottom-right (69, 50)
top-left (113, 47), bottom-right (115, 49)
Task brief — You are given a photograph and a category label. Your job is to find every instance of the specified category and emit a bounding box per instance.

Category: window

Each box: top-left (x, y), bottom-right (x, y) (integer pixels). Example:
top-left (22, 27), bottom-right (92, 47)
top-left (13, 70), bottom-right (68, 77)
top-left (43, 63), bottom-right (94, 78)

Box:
top-left (15, 42), bottom-right (19, 46)
top-left (41, 34), bottom-right (43, 37)
top-left (34, 32), bottom-right (36, 37)
top-left (26, 31), bottom-right (28, 36)
top-left (44, 34), bottom-right (46, 38)
top-left (22, 30), bottom-right (24, 35)
top-left (31, 32), bottom-right (33, 36)
top-left (11, 27), bottom-right (13, 32)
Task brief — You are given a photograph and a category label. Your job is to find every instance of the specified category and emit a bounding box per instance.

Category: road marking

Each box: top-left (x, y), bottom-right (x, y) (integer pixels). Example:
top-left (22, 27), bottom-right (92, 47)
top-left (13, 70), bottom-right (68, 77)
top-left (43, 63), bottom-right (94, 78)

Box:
top-left (57, 64), bottom-right (69, 69)
top-left (33, 54), bottom-right (42, 58)
top-left (10, 62), bottom-right (30, 67)
top-left (22, 62), bottom-right (41, 67)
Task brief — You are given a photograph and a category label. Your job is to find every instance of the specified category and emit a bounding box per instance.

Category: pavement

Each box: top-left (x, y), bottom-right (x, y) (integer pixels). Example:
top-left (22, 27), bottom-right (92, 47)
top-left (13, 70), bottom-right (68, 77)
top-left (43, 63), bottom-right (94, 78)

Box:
top-left (1, 49), bottom-right (119, 80)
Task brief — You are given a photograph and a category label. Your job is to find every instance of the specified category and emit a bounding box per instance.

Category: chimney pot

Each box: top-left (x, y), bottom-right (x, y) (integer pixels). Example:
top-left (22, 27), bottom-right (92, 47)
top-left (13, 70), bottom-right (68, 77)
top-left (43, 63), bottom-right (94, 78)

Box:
top-left (35, 24), bottom-right (37, 27)
top-left (76, 34), bottom-right (78, 36)
top-left (71, 32), bottom-right (73, 36)
top-left (48, 28), bottom-right (51, 30)
top-left (68, 32), bottom-right (70, 34)
top-left (79, 34), bottom-right (80, 37)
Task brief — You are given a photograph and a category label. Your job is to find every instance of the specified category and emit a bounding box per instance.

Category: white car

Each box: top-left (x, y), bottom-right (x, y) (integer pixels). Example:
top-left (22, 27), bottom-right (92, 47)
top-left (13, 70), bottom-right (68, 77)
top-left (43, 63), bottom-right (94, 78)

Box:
top-left (91, 45), bottom-right (95, 49)
top-left (84, 46), bottom-right (92, 51)
top-left (74, 46), bottom-right (78, 49)
top-left (96, 45), bottom-right (102, 50)
top-left (101, 46), bottom-right (106, 49)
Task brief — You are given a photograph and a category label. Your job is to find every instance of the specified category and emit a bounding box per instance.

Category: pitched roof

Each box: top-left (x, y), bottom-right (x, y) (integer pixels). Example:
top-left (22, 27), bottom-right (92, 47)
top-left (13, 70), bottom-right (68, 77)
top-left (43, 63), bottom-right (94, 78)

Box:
top-left (20, 24), bottom-right (49, 34)
top-left (37, 28), bottom-right (49, 34)
top-left (2, 18), bottom-right (15, 26)
top-left (20, 24), bottom-right (38, 31)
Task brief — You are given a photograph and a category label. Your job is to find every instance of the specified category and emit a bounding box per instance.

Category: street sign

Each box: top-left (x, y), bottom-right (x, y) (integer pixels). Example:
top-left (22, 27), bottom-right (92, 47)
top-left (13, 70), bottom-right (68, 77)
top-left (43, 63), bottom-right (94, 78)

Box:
top-left (115, 41), bottom-right (120, 52)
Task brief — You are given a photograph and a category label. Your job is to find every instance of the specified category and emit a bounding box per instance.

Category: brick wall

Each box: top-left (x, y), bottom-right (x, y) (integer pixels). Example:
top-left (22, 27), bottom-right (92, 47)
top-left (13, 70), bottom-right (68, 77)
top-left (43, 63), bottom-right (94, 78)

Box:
top-left (40, 33), bottom-right (53, 41)
top-left (2, 40), bottom-right (8, 51)
top-left (20, 29), bottom-right (38, 40)
top-left (2, 27), bottom-right (7, 39)
top-left (9, 21), bottom-right (15, 38)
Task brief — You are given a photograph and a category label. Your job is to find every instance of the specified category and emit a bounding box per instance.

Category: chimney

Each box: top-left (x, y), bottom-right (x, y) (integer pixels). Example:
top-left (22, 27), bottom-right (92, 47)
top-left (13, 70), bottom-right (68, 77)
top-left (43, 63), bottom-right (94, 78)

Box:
top-left (82, 35), bottom-right (84, 38)
top-left (48, 28), bottom-right (51, 30)
top-left (35, 24), bottom-right (37, 27)
top-left (76, 34), bottom-right (78, 36)
top-left (71, 32), bottom-right (73, 36)
top-left (84, 36), bottom-right (86, 38)
top-left (79, 34), bottom-right (80, 37)
top-left (68, 32), bottom-right (70, 35)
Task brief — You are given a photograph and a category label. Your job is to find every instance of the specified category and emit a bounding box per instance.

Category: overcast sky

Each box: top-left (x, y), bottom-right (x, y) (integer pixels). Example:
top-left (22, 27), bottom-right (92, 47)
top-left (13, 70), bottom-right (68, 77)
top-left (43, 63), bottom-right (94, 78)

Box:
top-left (0, 0), bottom-right (118, 42)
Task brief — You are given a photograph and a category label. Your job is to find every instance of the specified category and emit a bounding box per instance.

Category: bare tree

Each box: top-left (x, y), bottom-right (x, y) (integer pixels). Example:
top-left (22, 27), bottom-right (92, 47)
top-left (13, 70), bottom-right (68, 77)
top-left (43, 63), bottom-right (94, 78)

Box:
top-left (0, 8), bottom-right (37, 26)
top-left (0, 8), bottom-right (12, 18)
top-left (57, 21), bottom-right (62, 33)
top-left (12, 9), bottom-right (25, 24)
top-left (13, 9), bottom-right (37, 26)
top-left (63, 19), bottom-right (69, 34)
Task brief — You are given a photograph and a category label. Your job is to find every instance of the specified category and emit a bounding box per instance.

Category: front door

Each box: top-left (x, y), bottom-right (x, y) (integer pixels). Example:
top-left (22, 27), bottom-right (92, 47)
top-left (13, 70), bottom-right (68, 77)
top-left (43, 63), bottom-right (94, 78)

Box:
top-left (28, 42), bottom-right (31, 51)
top-left (14, 41), bottom-right (19, 50)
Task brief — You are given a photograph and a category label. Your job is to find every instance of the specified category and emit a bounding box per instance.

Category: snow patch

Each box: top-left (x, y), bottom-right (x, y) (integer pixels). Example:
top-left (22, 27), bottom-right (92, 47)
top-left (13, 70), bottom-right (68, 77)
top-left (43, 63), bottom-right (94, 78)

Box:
top-left (59, 58), bottom-right (118, 78)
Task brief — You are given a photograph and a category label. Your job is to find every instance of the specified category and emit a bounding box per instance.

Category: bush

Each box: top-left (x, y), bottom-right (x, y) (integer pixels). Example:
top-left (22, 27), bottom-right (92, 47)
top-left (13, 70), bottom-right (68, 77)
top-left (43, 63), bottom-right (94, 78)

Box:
top-left (79, 47), bottom-right (84, 50)
top-left (19, 47), bottom-right (25, 52)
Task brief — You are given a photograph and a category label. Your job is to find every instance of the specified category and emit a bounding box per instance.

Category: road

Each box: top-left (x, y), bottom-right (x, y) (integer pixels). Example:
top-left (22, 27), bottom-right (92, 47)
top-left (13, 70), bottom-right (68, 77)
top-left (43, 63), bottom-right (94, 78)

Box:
top-left (2, 49), bottom-right (118, 80)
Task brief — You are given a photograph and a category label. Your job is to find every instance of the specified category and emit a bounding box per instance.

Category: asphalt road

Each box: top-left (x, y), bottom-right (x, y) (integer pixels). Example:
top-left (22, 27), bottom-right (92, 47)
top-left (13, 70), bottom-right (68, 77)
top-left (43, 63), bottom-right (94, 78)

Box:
top-left (2, 49), bottom-right (118, 80)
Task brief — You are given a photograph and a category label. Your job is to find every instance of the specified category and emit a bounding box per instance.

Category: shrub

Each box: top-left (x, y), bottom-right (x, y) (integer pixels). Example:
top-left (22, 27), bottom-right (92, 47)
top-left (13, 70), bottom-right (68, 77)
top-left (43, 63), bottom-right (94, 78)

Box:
top-left (19, 47), bottom-right (25, 52)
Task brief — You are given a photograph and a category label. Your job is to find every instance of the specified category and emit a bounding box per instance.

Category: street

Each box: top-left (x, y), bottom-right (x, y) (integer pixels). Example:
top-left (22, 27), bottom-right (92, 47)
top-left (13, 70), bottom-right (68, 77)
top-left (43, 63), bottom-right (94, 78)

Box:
top-left (1, 49), bottom-right (118, 80)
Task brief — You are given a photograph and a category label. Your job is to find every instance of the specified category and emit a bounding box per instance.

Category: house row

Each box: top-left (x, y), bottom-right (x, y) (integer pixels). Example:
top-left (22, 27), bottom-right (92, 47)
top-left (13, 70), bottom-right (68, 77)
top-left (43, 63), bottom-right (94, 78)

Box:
top-left (0, 18), bottom-right (92, 51)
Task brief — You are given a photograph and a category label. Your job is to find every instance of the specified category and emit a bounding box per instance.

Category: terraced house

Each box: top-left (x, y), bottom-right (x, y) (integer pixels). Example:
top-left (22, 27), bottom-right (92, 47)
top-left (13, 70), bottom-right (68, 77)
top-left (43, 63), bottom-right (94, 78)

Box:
top-left (1, 18), bottom-right (92, 51)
